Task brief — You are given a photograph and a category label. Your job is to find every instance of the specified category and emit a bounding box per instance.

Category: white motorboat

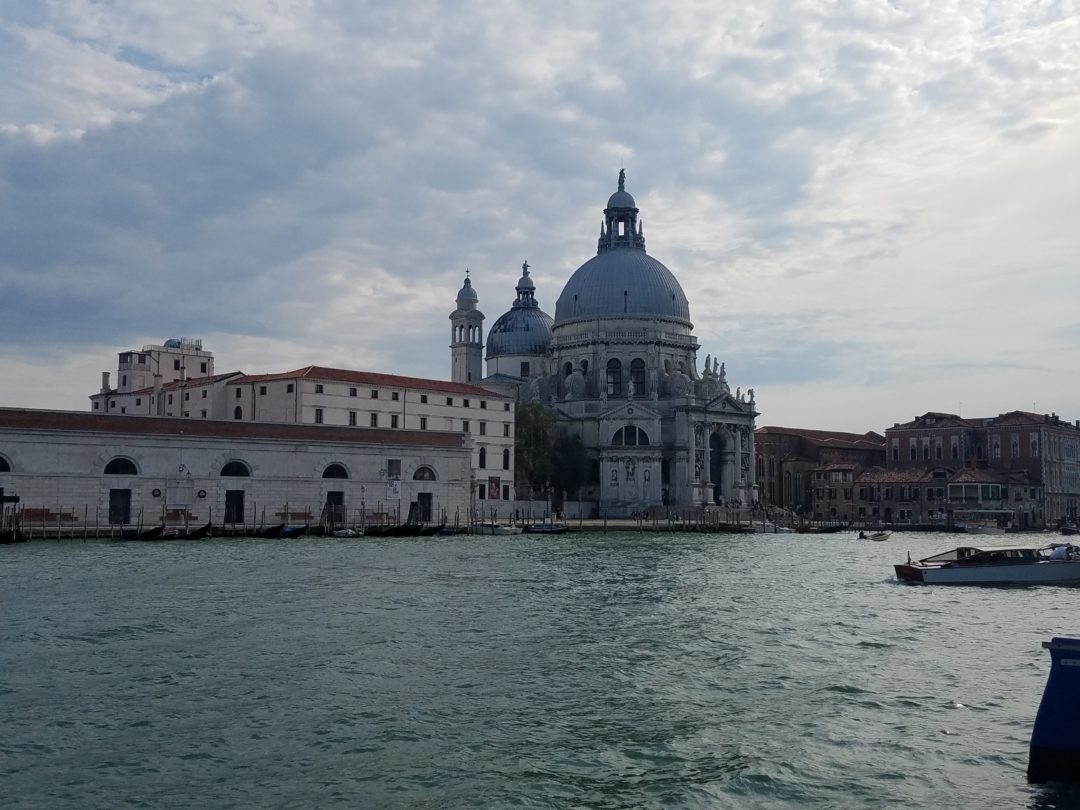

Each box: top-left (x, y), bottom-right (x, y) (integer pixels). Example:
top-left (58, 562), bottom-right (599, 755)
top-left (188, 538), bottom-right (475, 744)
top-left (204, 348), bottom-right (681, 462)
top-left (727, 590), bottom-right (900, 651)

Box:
top-left (479, 524), bottom-right (523, 536)
top-left (859, 530), bottom-right (891, 542)
top-left (749, 523), bottom-right (795, 533)
top-left (894, 544), bottom-right (1080, 585)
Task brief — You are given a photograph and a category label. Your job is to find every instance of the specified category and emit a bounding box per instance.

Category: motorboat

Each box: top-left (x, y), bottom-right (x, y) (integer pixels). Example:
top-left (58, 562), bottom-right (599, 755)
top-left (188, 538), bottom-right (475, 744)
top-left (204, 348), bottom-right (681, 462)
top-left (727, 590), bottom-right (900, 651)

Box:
top-left (480, 523), bottom-right (523, 535)
top-left (894, 544), bottom-right (1080, 585)
top-left (859, 530), bottom-right (891, 542)
top-left (524, 522), bottom-right (569, 534)
top-left (749, 523), bottom-right (795, 533)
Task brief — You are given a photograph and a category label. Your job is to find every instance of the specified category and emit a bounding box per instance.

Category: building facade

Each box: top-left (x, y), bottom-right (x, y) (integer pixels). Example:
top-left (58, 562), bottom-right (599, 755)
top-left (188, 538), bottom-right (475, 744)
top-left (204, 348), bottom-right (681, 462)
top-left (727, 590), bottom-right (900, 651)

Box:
top-left (91, 354), bottom-right (517, 509)
top-left (0, 408), bottom-right (475, 530)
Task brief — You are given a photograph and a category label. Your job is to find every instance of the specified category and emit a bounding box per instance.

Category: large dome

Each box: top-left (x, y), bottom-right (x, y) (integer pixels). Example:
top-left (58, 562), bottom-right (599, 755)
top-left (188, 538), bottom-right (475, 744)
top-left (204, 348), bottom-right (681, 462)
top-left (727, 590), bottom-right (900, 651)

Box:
top-left (554, 250), bottom-right (691, 324)
top-left (486, 307), bottom-right (554, 357)
top-left (554, 173), bottom-right (692, 326)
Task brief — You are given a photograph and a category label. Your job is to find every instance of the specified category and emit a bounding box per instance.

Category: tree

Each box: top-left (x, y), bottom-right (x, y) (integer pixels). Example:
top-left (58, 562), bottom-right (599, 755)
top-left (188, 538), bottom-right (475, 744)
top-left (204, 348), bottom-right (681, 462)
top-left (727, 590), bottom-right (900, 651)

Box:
top-left (514, 402), bottom-right (556, 499)
top-left (550, 432), bottom-right (588, 509)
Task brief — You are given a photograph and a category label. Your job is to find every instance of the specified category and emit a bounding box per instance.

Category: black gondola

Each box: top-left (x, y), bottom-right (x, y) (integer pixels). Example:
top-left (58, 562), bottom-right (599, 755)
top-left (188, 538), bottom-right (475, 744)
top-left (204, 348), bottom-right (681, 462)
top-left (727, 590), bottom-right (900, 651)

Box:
top-left (136, 524), bottom-right (166, 541)
top-left (280, 524), bottom-right (309, 539)
top-left (181, 522), bottom-right (213, 540)
top-left (259, 523), bottom-right (286, 538)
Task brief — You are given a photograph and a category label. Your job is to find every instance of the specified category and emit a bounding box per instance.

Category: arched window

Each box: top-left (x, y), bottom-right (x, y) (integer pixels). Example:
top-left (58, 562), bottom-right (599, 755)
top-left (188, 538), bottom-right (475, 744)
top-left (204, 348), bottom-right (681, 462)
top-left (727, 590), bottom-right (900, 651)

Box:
top-left (563, 362), bottom-right (573, 378)
top-left (104, 458), bottom-right (137, 475)
top-left (611, 426), bottom-right (649, 446)
top-left (479, 447), bottom-right (487, 469)
top-left (323, 463), bottom-right (349, 479)
top-left (502, 448), bottom-right (510, 470)
top-left (234, 406), bottom-right (242, 420)
top-left (630, 359), bottom-right (646, 396)
top-left (0, 456), bottom-right (10, 473)
top-left (580, 359), bottom-right (589, 375)
top-left (606, 359), bottom-right (622, 396)
top-left (221, 461), bottom-right (251, 477)
top-left (413, 466), bottom-right (437, 481)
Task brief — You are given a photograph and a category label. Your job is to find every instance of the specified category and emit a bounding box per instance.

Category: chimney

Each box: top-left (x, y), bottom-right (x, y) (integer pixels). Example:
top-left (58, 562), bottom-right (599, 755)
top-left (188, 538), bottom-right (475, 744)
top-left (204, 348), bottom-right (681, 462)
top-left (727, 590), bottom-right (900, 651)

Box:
top-left (100, 372), bottom-right (110, 393)
top-left (153, 374), bottom-right (163, 416)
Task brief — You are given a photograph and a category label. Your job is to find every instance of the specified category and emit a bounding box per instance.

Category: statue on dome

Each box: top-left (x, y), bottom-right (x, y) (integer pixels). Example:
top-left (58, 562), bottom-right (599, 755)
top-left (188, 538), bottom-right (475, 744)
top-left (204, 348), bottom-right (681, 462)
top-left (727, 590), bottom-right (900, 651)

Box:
top-left (618, 168), bottom-right (626, 191)
top-left (522, 260), bottom-right (530, 274)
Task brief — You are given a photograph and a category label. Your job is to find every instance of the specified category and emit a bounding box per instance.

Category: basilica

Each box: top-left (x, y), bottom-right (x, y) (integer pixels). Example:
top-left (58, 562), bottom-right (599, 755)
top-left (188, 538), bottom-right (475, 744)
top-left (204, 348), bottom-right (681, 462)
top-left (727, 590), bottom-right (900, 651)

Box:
top-left (450, 172), bottom-right (759, 516)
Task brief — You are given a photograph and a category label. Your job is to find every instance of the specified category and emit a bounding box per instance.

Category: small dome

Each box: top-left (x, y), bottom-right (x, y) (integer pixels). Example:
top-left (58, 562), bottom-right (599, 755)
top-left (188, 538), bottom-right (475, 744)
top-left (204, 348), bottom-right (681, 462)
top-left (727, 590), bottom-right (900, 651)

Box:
top-left (486, 307), bottom-right (554, 358)
top-left (163, 338), bottom-right (182, 348)
top-left (606, 189), bottom-right (637, 209)
top-left (456, 275), bottom-right (478, 303)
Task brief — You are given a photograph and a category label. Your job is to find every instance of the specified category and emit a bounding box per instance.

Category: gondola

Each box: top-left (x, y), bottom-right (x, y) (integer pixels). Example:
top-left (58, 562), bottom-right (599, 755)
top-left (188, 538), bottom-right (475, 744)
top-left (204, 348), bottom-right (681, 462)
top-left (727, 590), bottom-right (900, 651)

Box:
top-left (136, 524), bottom-right (166, 541)
top-left (258, 523), bottom-right (286, 538)
top-left (280, 524), bottom-right (309, 539)
top-left (181, 522), bottom-right (213, 540)
top-left (418, 524), bottom-right (446, 536)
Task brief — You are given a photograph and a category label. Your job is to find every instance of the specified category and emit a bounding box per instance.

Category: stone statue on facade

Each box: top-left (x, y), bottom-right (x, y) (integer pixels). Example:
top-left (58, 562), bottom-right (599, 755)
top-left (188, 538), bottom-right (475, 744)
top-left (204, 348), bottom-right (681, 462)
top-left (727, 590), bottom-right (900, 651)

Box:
top-left (748, 388), bottom-right (755, 406)
top-left (565, 365), bottom-right (587, 400)
top-left (626, 458), bottom-right (636, 483)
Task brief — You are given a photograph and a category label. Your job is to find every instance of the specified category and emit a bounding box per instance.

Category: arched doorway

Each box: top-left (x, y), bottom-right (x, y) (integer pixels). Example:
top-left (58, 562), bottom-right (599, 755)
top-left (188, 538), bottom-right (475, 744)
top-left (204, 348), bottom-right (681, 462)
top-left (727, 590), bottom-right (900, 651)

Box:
top-left (709, 432), bottom-right (724, 504)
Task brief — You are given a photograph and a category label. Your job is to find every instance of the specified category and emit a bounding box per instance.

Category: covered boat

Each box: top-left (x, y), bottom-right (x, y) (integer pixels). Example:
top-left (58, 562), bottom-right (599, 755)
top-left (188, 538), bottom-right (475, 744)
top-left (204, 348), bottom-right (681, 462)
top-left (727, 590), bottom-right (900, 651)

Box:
top-left (894, 544), bottom-right (1080, 585)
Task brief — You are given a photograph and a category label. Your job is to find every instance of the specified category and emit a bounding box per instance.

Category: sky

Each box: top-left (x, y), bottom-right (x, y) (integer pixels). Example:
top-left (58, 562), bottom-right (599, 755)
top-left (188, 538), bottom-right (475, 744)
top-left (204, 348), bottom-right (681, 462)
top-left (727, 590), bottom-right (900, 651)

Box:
top-left (2, 1), bottom-right (1080, 433)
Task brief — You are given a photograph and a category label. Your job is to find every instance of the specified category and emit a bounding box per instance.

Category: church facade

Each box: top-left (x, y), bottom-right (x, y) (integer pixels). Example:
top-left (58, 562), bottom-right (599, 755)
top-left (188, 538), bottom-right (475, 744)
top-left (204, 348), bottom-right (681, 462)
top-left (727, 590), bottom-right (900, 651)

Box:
top-left (456, 172), bottom-right (759, 517)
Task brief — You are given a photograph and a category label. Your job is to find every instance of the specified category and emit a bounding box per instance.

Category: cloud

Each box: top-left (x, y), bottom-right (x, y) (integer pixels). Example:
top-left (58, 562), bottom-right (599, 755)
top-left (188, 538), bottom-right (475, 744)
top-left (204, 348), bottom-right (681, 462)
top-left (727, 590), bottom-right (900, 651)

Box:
top-left (2, 1), bottom-right (1080, 432)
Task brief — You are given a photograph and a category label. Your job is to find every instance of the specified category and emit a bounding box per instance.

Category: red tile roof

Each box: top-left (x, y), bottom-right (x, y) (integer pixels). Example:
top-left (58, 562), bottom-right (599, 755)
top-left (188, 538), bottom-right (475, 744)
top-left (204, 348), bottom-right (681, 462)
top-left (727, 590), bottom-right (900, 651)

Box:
top-left (755, 426), bottom-right (885, 450)
top-left (233, 366), bottom-right (512, 398)
top-left (0, 408), bottom-right (468, 449)
top-left (93, 371), bottom-right (245, 397)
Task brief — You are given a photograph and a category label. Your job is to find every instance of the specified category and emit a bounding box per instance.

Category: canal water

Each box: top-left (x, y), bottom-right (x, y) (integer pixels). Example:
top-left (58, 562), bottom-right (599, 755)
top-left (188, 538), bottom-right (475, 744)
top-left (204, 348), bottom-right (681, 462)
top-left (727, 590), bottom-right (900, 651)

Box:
top-left (3, 531), bottom-right (1080, 808)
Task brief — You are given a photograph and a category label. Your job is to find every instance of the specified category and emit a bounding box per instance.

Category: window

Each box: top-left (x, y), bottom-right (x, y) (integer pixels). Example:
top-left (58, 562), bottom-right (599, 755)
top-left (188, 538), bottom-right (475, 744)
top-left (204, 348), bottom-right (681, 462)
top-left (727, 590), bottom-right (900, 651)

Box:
top-left (349, 387), bottom-right (357, 397)
top-left (413, 465), bottom-right (435, 481)
top-left (446, 397), bottom-right (453, 406)
top-left (94, 402), bottom-right (100, 410)
top-left (259, 386), bottom-right (267, 395)
top-left (421, 394), bottom-right (428, 403)
top-left (370, 390), bottom-right (379, 399)
top-left (611, 426), bottom-right (649, 446)
top-left (480, 400), bottom-right (487, 409)
top-left (479, 422), bottom-right (486, 436)
top-left (174, 359), bottom-right (181, 370)
top-left (630, 358), bottom-right (646, 396)
top-left (463, 399), bottom-right (470, 408)
top-left (370, 413), bottom-right (378, 427)
top-left (391, 415), bottom-right (399, 428)
top-left (167, 394), bottom-right (173, 405)
top-left (349, 411), bottom-right (357, 426)
top-left (388, 460), bottom-right (402, 478)
top-left (121, 375), bottom-right (127, 387)
top-left (235, 388), bottom-right (242, 399)
top-left (392, 392), bottom-right (400, 401)
top-left (503, 485), bottom-right (510, 500)
top-left (462, 420), bottom-right (470, 433)
top-left (503, 449), bottom-right (510, 470)
top-left (104, 458), bottom-right (137, 475)
top-left (315, 408), bottom-right (324, 424)
top-left (323, 463), bottom-right (348, 479)
top-left (420, 417), bottom-right (427, 430)
top-left (504, 424), bottom-right (510, 437)
top-left (135, 398), bottom-right (141, 406)
top-left (201, 390), bottom-right (207, 399)
top-left (479, 448), bottom-right (487, 469)
top-left (936, 445), bottom-right (942, 460)
top-left (606, 359), bottom-right (623, 396)
top-left (200, 362), bottom-right (207, 373)
top-left (184, 392), bottom-right (190, 401)
top-left (521, 361), bottom-right (530, 377)
top-left (504, 403), bottom-right (511, 411)
top-left (221, 461), bottom-right (250, 476)
top-left (315, 384), bottom-right (324, 394)
top-left (478, 484), bottom-right (486, 500)
top-left (201, 410), bottom-right (207, 418)
top-left (287, 383), bottom-right (294, 393)
top-left (234, 406), bottom-right (242, 420)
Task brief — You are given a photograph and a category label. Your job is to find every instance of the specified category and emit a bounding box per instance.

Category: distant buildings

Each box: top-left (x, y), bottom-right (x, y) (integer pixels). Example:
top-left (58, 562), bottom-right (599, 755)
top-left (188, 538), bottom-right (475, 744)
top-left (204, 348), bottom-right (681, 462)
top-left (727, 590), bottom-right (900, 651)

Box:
top-left (761, 411), bottom-right (1080, 529)
top-left (754, 427), bottom-right (886, 514)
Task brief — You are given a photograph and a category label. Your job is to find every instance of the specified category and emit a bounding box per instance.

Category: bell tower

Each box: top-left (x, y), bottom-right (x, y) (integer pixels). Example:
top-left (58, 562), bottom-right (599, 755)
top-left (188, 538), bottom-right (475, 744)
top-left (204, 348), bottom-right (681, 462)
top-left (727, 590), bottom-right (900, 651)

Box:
top-left (450, 271), bottom-right (484, 384)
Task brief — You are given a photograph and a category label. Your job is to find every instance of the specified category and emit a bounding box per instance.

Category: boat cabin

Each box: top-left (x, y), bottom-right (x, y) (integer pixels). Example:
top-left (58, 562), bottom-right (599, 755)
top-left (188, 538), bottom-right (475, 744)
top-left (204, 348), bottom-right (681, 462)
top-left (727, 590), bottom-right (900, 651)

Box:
top-left (921, 545), bottom-right (1042, 565)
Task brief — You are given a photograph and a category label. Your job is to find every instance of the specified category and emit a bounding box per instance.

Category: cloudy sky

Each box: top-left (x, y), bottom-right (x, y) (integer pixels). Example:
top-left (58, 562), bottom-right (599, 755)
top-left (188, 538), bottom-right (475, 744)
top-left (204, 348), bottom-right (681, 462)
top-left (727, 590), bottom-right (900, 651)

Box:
top-left (3, 1), bottom-right (1079, 432)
